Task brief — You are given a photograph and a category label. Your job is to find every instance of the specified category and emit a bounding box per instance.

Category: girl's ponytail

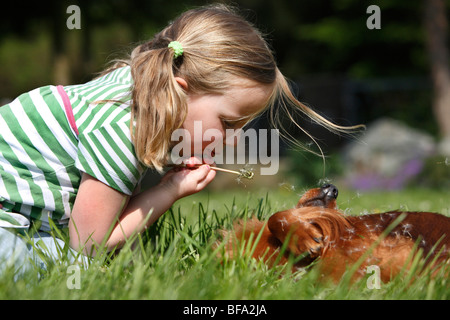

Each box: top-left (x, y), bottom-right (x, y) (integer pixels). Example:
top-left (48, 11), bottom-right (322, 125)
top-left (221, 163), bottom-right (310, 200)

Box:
top-left (130, 37), bottom-right (187, 171)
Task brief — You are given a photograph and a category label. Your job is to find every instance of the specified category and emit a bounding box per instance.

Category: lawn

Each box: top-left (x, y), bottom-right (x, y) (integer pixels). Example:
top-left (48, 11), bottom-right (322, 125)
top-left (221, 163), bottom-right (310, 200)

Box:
top-left (0, 186), bottom-right (448, 301)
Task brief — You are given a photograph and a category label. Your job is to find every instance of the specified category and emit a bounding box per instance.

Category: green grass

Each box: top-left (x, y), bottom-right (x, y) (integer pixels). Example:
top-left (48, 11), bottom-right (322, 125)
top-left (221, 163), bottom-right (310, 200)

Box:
top-left (0, 187), bottom-right (449, 300)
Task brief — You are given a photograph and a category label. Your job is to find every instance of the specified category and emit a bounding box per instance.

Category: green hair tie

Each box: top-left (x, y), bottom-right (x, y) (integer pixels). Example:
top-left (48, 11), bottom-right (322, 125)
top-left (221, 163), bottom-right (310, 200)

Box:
top-left (168, 41), bottom-right (184, 59)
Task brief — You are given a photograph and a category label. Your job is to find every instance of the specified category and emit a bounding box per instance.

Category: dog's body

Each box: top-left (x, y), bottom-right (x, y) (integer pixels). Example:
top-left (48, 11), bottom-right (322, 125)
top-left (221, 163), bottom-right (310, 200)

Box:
top-left (221, 185), bottom-right (450, 282)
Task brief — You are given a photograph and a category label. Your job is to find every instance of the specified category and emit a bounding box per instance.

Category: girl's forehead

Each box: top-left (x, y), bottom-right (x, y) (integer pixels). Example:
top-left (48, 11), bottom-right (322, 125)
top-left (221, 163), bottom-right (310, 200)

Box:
top-left (223, 80), bottom-right (275, 116)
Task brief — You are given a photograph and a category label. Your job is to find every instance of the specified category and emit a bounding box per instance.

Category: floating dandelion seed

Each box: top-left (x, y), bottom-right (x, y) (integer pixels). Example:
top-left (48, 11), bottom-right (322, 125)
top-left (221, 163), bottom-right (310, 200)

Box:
top-left (437, 158), bottom-right (450, 166)
top-left (278, 182), bottom-right (296, 192)
top-left (279, 217), bottom-right (288, 231)
top-left (401, 223), bottom-right (412, 237)
top-left (318, 178), bottom-right (332, 187)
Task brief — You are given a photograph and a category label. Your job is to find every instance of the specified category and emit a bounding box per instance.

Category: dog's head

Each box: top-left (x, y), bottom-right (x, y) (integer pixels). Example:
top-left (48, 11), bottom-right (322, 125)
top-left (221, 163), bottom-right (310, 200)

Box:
top-left (296, 184), bottom-right (339, 209)
top-left (268, 184), bottom-right (347, 258)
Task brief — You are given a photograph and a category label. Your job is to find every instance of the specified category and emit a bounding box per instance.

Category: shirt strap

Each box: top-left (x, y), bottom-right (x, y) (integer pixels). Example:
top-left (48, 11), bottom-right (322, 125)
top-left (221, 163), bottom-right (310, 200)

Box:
top-left (56, 85), bottom-right (79, 137)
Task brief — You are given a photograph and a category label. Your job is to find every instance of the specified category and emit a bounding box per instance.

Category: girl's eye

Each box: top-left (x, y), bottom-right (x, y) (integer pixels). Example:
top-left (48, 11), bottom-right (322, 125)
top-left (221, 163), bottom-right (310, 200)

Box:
top-left (222, 119), bottom-right (237, 129)
top-left (221, 118), bottom-right (248, 129)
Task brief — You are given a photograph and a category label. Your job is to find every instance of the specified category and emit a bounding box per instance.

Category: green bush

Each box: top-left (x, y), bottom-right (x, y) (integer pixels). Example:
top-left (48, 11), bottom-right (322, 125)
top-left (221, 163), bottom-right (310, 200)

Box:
top-left (414, 156), bottom-right (450, 190)
top-left (284, 149), bottom-right (344, 187)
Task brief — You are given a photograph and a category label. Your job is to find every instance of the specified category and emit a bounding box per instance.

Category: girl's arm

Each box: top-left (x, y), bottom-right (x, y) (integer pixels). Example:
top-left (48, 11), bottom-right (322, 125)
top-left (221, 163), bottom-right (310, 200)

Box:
top-left (69, 162), bottom-right (215, 256)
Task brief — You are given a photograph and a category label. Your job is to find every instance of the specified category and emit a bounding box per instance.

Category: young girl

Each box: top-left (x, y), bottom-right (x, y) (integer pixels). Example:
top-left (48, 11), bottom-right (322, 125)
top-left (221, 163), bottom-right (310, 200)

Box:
top-left (0, 4), bottom-right (356, 270)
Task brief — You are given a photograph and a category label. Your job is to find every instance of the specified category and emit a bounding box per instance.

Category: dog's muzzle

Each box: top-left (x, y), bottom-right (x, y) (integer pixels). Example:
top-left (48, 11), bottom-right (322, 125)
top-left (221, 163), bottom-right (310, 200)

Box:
top-left (321, 184), bottom-right (338, 200)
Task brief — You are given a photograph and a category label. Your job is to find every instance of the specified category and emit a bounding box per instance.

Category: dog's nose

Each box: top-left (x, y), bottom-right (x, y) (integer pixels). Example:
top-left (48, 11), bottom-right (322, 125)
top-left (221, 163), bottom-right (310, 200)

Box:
top-left (321, 184), bottom-right (338, 199)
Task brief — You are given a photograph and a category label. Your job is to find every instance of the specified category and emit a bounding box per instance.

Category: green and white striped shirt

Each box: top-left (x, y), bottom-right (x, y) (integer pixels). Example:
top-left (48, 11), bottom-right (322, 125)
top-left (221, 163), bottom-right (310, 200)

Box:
top-left (0, 66), bottom-right (146, 231)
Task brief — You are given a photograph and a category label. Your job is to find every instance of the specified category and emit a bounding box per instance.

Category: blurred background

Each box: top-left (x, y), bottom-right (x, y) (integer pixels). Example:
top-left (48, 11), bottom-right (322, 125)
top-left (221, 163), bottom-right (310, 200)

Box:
top-left (1, 0), bottom-right (449, 191)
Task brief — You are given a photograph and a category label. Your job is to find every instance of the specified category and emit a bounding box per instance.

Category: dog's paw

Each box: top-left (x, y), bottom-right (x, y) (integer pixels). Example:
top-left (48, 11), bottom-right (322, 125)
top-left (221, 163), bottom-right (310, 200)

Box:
top-left (308, 236), bottom-right (324, 255)
top-left (268, 210), bottom-right (324, 257)
top-left (298, 227), bottom-right (324, 257)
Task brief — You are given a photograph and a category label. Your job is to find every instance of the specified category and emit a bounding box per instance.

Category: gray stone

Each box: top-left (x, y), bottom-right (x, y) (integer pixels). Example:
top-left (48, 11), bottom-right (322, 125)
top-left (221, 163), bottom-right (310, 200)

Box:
top-left (342, 118), bottom-right (436, 190)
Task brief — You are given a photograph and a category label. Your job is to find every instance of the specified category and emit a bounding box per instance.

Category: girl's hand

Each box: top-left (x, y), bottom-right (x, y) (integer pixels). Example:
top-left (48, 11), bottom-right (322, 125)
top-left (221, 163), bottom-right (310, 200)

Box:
top-left (159, 157), bottom-right (216, 200)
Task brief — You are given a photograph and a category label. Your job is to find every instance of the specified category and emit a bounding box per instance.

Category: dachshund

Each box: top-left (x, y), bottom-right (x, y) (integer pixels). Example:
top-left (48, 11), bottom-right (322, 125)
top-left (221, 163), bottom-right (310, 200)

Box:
top-left (220, 184), bottom-right (450, 283)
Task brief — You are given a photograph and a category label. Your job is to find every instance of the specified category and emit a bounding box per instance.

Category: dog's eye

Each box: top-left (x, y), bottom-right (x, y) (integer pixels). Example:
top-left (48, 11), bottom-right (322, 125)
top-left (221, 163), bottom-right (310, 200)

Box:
top-left (304, 199), bottom-right (326, 208)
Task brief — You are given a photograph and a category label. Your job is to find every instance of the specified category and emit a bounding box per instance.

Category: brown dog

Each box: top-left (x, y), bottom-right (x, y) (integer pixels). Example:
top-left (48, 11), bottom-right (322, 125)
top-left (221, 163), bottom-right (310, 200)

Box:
top-left (220, 184), bottom-right (450, 283)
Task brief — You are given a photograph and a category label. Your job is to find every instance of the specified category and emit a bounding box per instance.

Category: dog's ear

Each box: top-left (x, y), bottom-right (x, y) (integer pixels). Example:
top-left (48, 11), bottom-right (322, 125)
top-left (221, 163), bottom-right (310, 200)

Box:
top-left (268, 210), bottom-right (324, 257)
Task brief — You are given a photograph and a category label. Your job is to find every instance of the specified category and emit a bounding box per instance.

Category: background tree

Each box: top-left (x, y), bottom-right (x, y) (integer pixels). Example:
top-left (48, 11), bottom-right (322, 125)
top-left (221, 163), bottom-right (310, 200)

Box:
top-left (424, 0), bottom-right (450, 139)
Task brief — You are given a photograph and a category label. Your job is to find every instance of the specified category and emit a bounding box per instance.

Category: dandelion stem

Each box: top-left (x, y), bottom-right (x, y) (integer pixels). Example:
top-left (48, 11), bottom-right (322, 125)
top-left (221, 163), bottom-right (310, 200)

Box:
top-left (166, 164), bottom-right (254, 179)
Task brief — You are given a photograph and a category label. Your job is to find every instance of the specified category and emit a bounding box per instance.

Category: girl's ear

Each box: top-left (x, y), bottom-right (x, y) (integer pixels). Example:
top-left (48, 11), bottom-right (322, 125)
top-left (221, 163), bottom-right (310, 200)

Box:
top-left (175, 77), bottom-right (188, 91)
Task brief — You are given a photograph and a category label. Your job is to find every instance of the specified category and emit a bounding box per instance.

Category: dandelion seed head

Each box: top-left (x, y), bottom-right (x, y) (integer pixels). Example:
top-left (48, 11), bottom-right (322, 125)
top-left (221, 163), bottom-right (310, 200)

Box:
top-left (239, 167), bottom-right (254, 180)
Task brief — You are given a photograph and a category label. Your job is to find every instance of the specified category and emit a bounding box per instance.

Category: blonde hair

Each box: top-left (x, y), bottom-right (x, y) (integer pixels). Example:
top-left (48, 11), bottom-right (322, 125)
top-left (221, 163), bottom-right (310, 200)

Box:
top-left (105, 4), bottom-right (362, 171)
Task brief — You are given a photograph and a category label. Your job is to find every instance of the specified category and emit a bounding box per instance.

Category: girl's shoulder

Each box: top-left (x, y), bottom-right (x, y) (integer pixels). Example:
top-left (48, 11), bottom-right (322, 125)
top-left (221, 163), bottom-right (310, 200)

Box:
top-left (64, 66), bottom-right (134, 132)
top-left (64, 66), bottom-right (133, 105)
